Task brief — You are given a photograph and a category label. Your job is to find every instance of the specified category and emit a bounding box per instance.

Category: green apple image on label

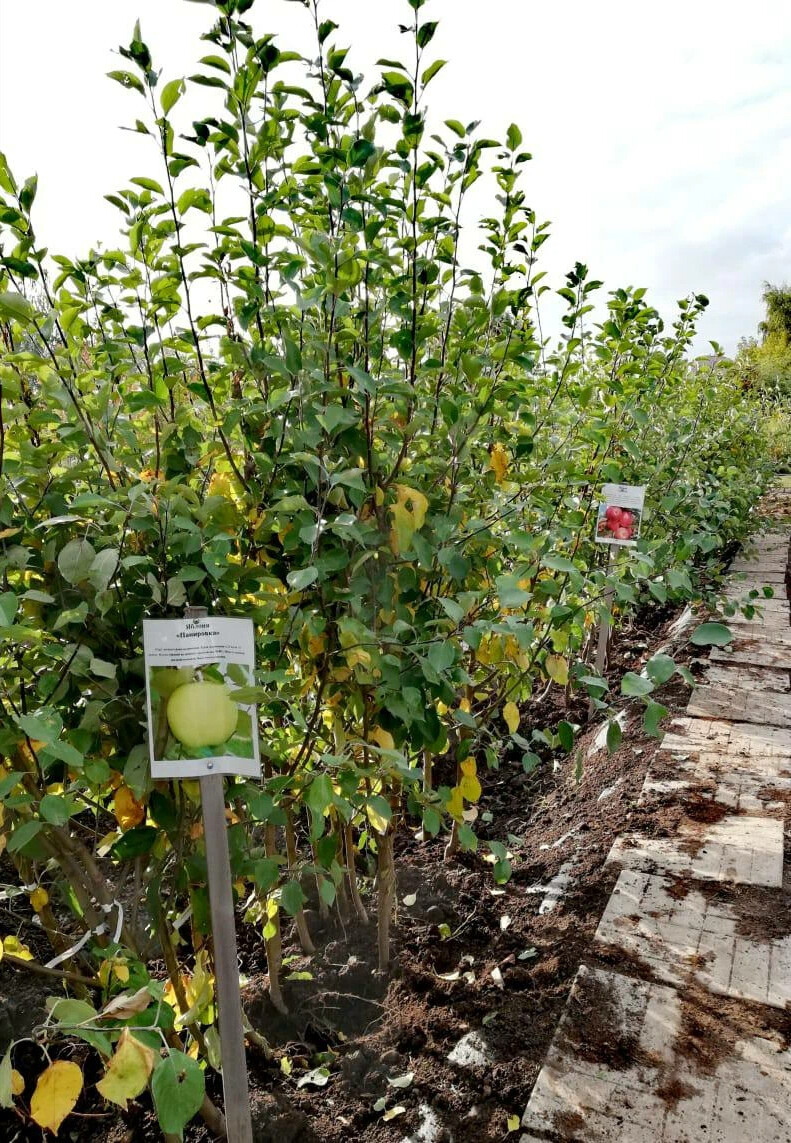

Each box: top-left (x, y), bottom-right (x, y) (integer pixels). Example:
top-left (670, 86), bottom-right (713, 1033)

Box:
top-left (166, 680), bottom-right (239, 750)
top-left (151, 666), bottom-right (195, 698)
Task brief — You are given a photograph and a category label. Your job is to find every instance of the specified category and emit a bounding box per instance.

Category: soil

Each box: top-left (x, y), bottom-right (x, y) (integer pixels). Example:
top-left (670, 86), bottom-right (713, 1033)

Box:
top-left (0, 599), bottom-right (702, 1143)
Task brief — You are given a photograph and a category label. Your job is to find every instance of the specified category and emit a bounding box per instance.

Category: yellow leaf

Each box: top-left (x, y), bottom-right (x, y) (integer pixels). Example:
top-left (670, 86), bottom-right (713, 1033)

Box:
top-left (344, 646), bottom-right (371, 670)
top-left (503, 701), bottom-right (520, 734)
top-left (395, 484), bottom-right (428, 529)
top-left (389, 485), bottom-right (429, 554)
top-left (366, 803), bottom-right (390, 835)
top-left (388, 501), bottom-right (414, 556)
top-left (30, 1060), bottom-right (83, 1134)
top-left (113, 960), bottom-right (130, 984)
top-left (370, 726), bottom-right (395, 751)
top-left (113, 786), bottom-right (145, 831)
top-left (458, 758), bottom-right (482, 803)
top-left (11, 1070), bottom-right (24, 1096)
top-left (96, 1029), bottom-right (154, 1110)
top-left (280, 1056), bottom-right (292, 1076)
top-left (2, 936), bottom-right (33, 961)
top-left (507, 1113), bottom-right (521, 1132)
top-left (207, 471), bottom-right (235, 500)
top-left (489, 443), bottom-right (509, 484)
top-left (307, 633), bottom-right (326, 657)
top-left (545, 654), bottom-right (569, 687)
top-left (30, 887), bottom-right (49, 913)
top-left (445, 786), bottom-right (464, 822)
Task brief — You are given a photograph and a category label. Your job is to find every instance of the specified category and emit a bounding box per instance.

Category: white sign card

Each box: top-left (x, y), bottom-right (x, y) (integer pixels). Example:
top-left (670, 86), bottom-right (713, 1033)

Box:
top-left (143, 616), bottom-right (261, 779)
top-left (595, 483), bottom-right (646, 548)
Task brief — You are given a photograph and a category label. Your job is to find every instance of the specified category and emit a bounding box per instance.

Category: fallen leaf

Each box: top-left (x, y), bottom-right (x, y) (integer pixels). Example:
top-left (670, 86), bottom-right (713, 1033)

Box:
top-left (491, 966), bottom-right (505, 989)
top-left (383, 1105), bottom-right (406, 1122)
top-left (499, 915), bottom-right (512, 932)
top-left (403, 893), bottom-right (417, 907)
top-left (507, 1112), bottom-right (521, 1131)
top-left (296, 1067), bottom-right (330, 1088)
top-left (30, 1060), bottom-right (83, 1134)
top-left (387, 1072), bottom-right (414, 1089)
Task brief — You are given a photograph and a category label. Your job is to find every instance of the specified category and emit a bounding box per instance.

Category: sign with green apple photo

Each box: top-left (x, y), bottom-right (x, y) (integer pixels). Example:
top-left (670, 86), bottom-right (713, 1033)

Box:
top-left (143, 617), bottom-right (261, 778)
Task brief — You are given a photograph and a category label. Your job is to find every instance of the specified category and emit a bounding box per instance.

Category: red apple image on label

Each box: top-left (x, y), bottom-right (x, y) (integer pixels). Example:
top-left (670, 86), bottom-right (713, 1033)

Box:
top-left (166, 680), bottom-right (239, 749)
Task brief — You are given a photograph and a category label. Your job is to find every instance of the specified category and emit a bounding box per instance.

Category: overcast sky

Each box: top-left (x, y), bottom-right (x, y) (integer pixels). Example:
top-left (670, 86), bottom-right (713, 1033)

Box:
top-left (1, 0), bottom-right (789, 353)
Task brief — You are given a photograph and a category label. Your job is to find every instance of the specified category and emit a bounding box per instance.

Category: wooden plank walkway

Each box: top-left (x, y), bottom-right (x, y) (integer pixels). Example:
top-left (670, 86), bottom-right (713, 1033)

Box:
top-left (521, 525), bottom-right (791, 1143)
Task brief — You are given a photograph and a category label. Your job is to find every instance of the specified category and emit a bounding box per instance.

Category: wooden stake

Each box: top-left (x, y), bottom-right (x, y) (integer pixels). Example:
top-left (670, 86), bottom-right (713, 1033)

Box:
top-left (590, 547), bottom-right (615, 716)
top-left (185, 606), bottom-right (253, 1143)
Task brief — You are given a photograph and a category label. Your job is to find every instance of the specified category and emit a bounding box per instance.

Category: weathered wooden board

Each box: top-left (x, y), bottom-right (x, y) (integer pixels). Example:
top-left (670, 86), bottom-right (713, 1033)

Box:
top-left (522, 966), bottom-right (791, 1143)
top-left (702, 663), bottom-right (790, 692)
top-left (687, 683), bottom-right (791, 729)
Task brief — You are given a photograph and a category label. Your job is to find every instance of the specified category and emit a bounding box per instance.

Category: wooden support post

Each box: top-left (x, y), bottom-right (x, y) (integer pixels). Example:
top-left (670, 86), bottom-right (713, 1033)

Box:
top-left (185, 607), bottom-right (253, 1143)
top-left (590, 548), bottom-right (615, 716)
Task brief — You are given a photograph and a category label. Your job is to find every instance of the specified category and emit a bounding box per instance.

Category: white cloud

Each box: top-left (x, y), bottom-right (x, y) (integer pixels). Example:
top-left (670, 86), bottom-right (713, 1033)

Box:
top-left (0, 0), bottom-right (788, 351)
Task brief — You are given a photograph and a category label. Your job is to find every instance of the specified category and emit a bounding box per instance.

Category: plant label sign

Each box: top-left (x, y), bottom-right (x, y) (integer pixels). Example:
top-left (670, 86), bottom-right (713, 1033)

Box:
top-left (143, 616), bottom-right (260, 779)
top-left (595, 483), bottom-right (646, 547)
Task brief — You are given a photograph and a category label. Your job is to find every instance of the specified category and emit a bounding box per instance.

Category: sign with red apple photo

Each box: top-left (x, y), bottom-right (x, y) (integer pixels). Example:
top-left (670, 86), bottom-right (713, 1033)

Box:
top-left (595, 483), bottom-right (646, 548)
top-left (143, 616), bottom-right (261, 778)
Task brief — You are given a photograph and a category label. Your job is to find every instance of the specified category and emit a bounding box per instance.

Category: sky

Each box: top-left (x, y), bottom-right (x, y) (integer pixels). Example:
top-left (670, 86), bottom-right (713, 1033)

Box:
top-left (1, 0), bottom-right (789, 354)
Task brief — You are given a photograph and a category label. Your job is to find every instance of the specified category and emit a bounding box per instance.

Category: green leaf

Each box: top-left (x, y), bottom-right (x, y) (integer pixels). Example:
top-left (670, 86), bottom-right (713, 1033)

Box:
top-left (287, 567), bottom-right (318, 591)
top-left (506, 123), bottom-right (523, 150)
top-left (421, 59), bottom-right (446, 86)
top-left (606, 720), bottom-right (622, 753)
top-left (151, 1051), bottom-right (205, 1136)
top-left (645, 654), bottom-right (675, 686)
top-left (107, 70), bottom-right (146, 95)
top-left (0, 291), bottom-right (35, 325)
top-left (40, 794), bottom-right (72, 826)
top-left (348, 138), bottom-right (376, 167)
top-left (111, 826), bottom-right (158, 860)
top-left (13, 711), bottom-right (61, 744)
top-left (57, 539), bottom-right (97, 585)
top-left (48, 998), bottom-right (113, 1057)
top-left (0, 592), bottom-right (18, 627)
top-left (8, 820), bottom-right (43, 854)
top-left (130, 176), bottom-right (164, 195)
top-left (690, 622), bottom-right (733, 647)
top-left (643, 701), bottom-right (669, 738)
top-left (305, 774), bottom-right (334, 816)
top-left (0, 1049), bottom-right (13, 1109)
top-left (620, 672), bottom-right (654, 698)
top-left (160, 78), bottom-right (185, 115)
top-left (557, 721), bottom-right (574, 752)
top-left (416, 20), bottom-right (438, 48)
top-left (280, 880), bottom-right (306, 916)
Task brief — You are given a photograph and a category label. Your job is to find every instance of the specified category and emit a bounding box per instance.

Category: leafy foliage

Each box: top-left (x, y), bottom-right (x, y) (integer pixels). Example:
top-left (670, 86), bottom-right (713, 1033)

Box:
top-left (0, 0), bottom-right (776, 1135)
